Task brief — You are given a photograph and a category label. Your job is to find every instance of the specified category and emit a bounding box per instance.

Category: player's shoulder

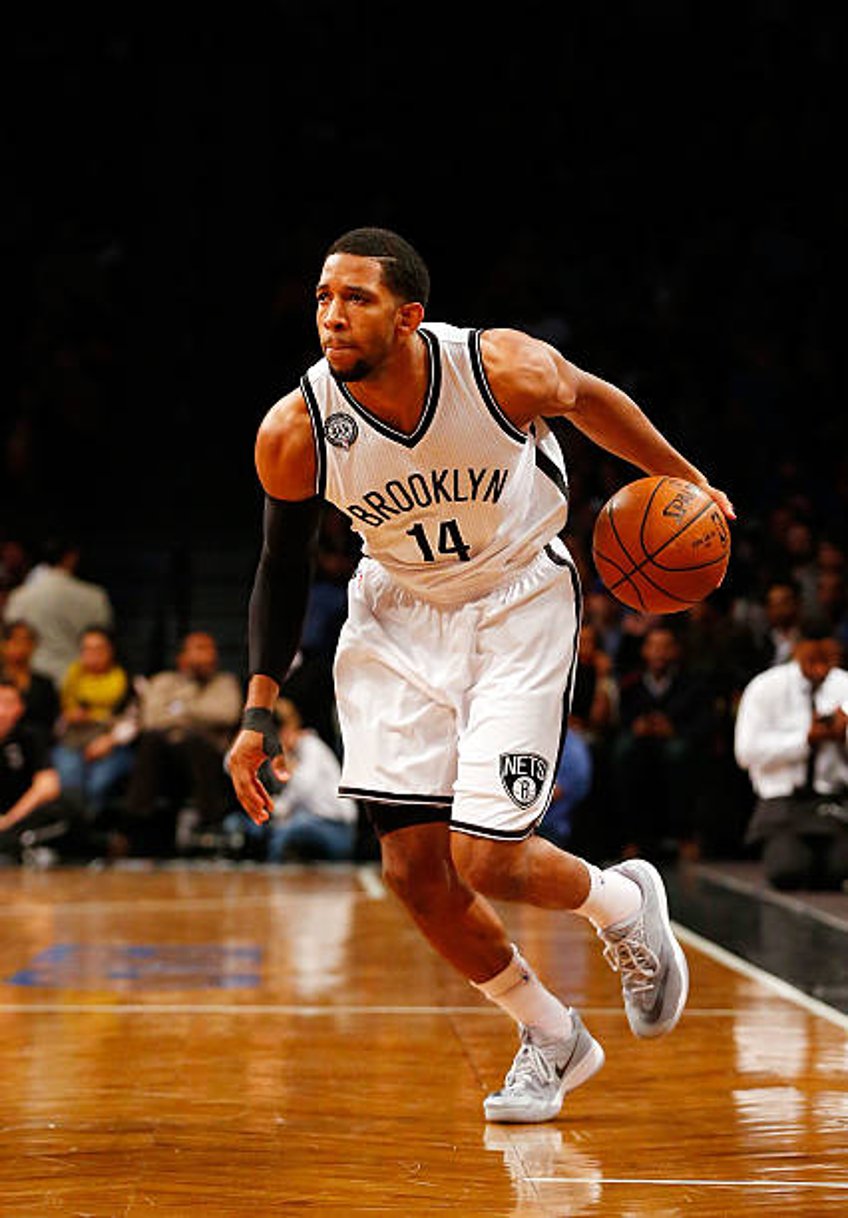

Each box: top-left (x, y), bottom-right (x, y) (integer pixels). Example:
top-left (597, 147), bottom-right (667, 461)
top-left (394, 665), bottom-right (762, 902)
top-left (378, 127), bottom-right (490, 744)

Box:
top-left (479, 327), bottom-right (564, 411)
top-left (256, 386), bottom-right (317, 500)
top-left (420, 320), bottom-right (473, 347)
top-left (479, 326), bottom-right (555, 364)
top-left (256, 386), bottom-right (312, 448)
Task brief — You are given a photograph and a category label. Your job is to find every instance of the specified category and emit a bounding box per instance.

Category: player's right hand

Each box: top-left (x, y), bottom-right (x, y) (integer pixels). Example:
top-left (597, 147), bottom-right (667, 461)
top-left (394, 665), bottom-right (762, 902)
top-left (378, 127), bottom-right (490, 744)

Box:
top-left (227, 728), bottom-right (290, 825)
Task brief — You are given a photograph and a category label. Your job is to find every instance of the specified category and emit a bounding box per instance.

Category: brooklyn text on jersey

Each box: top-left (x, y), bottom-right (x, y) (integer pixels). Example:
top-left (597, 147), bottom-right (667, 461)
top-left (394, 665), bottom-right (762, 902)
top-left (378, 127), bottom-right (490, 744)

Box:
top-left (348, 466), bottom-right (509, 527)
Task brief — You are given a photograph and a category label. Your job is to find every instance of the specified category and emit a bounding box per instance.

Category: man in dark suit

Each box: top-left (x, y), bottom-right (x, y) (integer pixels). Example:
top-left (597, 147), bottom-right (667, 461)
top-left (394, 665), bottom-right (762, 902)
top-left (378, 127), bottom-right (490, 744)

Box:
top-left (610, 626), bottom-right (715, 860)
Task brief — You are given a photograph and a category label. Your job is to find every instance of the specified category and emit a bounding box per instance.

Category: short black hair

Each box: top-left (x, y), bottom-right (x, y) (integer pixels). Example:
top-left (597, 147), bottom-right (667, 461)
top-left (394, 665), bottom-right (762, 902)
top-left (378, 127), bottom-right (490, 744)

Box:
top-left (41, 536), bottom-right (80, 566)
top-left (767, 577), bottom-right (802, 600)
top-left (2, 619), bottom-right (38, 642)
top-left (799, 623), bottom-right (835, 643)
top-left (325, 227), bottom-right (430, 307)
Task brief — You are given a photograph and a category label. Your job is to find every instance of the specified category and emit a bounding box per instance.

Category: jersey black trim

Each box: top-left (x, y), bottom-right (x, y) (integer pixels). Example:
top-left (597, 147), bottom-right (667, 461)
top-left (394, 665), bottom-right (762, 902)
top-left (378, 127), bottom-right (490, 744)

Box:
top-left (468, 329), bottom-right (528, 444)
top-left (333, 327), bottom-right (442, 448)
top-left (449, 816), bottom-right (545, 841)
top-left (300, 374), bottom-right (327, 499)
top-left (339, 785), bottom-right (454, 807)
top-left (535, 415), bottom-right (570, 502)
top-left (537, 558), bottom-right (583, 832)
top-left (544, 542), bottom-right (569, 566)
top-left (535, 445), bottom-right (569, 499)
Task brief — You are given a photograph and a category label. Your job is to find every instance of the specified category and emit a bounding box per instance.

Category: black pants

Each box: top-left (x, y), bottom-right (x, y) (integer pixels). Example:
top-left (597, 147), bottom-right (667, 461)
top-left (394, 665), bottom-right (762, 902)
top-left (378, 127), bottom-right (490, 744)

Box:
top-left (0, 800), bottom-right (79, 860)
top-left (123, 730), bottom-right (232, 854)
top-left (749, 794), bottom-right (848, 891)
top-left (762, 828), bottom-right (848, 891)
top-left (610, 731), bottom-right (699, 855)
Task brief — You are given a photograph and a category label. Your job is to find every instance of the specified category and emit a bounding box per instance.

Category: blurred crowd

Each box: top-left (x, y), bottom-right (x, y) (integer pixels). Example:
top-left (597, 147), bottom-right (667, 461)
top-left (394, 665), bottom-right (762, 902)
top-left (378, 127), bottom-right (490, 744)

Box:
top-left (2, 471), bottom-right (847, 884)
top-left (0, 528), bottom-right (361, 868)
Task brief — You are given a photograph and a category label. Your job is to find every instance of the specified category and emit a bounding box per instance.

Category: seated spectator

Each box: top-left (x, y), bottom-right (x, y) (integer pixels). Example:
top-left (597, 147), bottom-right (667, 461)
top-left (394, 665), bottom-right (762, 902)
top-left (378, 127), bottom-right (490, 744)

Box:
top-left (52, 626), bottom-right (136, 820)
top-left (676, 591), bottom-right (765, 714)
top-left (121, 631), bottom-right (242, 855)
top-left (758, 579), bottom-right (806, 668)
top-left (225, 697), bottom-right (357, 862)
top-left (583, 590), bottom-right (662, 681)
top-left (808, 571), bottom-right (848, 653)
top-left (734, 633), bottom-right (848, 891)
top-left (610, 625), bottom-right (715, 861)
top-left (545, 622), bottom-right (620, 856)
top-left (570, 622), bottom-right (618, 741)
top-left (301, 506), bottom-right (359, 662)
top-left (3, 537), bottom-right (114, 686)
top-left (0, 620), bottom-right (60, 745)
top-left (783, 520), bottom-right (819, 618)
top-left (0, 679), bottom-right (70, 864)
top-left (277, 507), bottom-right (359, 759)
top-left (537, 730), bottom-right (594, 850)
top-left (816, 538), bottom-right (846, 580)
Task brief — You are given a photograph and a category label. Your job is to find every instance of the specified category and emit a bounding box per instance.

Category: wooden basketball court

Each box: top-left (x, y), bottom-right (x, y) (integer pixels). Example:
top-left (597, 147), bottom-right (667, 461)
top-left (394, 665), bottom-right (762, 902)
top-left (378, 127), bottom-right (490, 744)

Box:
top-left (1, 862), bottom-right (846, 1216)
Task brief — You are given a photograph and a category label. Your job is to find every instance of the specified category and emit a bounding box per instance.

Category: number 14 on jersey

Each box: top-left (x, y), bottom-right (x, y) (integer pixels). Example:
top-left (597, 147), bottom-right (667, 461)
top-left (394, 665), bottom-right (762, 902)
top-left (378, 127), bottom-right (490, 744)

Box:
top-left (406, 519), bottom-right (471, 562)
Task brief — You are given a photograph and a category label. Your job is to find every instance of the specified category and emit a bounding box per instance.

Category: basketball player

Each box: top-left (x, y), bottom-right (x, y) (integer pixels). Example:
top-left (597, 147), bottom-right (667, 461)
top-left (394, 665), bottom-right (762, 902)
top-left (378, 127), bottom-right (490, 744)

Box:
top-left (229, 228), bottom-right (734, 1123)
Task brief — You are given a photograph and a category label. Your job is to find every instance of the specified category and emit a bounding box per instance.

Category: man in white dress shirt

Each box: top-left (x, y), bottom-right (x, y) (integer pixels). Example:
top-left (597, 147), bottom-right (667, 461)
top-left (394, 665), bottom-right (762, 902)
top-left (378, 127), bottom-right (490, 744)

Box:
top-left (735, 633), bottom-right (848, 890)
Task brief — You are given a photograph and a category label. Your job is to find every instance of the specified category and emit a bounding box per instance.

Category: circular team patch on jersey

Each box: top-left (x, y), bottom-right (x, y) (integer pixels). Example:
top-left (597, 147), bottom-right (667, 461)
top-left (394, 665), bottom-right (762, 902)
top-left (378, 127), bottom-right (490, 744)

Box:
top-left (499, 753), bottom-right (549, 809)
top-left (324, 412), bottom-right (359, 450)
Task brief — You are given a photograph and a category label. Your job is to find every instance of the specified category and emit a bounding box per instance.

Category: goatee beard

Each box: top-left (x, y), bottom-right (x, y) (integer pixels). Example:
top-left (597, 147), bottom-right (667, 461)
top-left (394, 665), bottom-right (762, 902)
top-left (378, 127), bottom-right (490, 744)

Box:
top-left (329, 359), bottom-right (372, 383)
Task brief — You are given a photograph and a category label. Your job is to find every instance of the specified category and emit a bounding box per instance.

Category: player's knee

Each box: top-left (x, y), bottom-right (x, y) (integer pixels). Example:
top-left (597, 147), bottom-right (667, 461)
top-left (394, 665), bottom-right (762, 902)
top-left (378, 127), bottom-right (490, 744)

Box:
top-left (381, 841), bottom-right (465, 920)
top-left (453, 836), bottom-right (522, 899)
top-left (382, 856), bottom-right (443, 916)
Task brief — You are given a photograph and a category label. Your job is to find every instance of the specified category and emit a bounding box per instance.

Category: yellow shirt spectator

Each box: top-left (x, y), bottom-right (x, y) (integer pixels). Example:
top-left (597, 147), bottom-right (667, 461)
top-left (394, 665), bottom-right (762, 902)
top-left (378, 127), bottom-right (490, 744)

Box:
top-left (61, 662), bottom-right (128, 723)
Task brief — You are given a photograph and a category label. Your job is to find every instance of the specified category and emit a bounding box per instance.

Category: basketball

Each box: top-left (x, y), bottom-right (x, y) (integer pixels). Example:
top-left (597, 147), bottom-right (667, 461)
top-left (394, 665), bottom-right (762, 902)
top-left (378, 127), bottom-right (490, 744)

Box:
top-left (592, 476), bottom-right (731, 613)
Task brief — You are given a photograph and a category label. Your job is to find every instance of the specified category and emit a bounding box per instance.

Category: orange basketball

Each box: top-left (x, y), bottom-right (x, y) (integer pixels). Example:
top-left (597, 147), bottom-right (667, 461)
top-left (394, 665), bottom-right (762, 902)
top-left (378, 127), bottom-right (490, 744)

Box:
top-left (592, 476), bottom-right (730, 613)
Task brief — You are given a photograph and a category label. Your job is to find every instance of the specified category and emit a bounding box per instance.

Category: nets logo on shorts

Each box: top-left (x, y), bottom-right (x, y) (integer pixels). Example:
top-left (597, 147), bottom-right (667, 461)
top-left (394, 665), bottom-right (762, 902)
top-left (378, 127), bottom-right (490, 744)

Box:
top-left (324, 412), bottom-right (359, 450)
top-left (499, 753), bottom-right (549, 809)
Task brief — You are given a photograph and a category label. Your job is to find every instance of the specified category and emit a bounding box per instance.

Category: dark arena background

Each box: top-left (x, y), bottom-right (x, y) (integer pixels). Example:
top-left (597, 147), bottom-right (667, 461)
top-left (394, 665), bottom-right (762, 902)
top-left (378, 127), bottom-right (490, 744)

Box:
top-left (2, 4), bottom-right (848, 1215)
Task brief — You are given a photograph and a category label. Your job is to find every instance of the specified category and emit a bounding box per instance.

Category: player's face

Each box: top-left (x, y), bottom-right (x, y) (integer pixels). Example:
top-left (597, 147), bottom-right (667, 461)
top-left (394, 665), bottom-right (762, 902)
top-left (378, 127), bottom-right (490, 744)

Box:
top-left (316, 254), bottom-right (406, 382)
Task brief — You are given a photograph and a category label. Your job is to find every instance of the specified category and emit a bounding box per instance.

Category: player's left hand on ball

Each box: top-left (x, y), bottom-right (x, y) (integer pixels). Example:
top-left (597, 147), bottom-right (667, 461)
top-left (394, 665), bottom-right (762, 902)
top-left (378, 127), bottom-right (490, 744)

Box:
top-left (705, 484), bottom-right (736, 521)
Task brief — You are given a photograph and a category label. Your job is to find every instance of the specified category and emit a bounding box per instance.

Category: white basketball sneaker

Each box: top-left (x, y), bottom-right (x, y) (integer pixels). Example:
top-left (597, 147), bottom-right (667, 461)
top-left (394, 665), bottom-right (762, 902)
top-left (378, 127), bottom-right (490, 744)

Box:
top-left (598, 858), bottom-right (689, 1038)
top-left (483, 1013), bottom-right (605, 1123)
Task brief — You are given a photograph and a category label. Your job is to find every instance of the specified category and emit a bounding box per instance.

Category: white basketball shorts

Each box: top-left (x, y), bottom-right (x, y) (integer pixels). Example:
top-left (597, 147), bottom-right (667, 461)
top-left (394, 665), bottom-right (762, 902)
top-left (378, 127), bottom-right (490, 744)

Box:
top-left (334, 541), bottom-right (582, 839)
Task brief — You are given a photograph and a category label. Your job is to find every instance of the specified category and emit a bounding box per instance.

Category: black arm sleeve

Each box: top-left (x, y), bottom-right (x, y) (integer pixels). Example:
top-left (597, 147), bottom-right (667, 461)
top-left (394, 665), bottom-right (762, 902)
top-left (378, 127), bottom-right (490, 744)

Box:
top-left (247, 494), bottom-right (322, 686)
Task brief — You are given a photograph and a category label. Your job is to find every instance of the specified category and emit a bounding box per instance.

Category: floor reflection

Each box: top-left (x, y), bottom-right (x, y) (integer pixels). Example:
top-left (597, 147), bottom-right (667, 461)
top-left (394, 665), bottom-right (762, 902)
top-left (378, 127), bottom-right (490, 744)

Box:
top-left (272, 885), bottom-right (355, 1001)
top-left (484, 1124), bottom-right (603, 1216)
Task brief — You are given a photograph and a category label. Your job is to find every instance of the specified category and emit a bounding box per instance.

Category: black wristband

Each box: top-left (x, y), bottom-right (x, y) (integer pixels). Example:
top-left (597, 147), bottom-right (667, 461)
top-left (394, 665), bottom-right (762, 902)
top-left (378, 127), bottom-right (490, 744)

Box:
top-left (241, 706), bottom-right (282, 758)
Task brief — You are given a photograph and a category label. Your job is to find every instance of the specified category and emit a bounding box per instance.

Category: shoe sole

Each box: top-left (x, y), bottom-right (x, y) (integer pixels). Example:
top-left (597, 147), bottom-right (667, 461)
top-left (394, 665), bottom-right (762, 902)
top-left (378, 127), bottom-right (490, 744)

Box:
top-left (483, 1036), bottom-right (606, 1123)
top-left (621, 859), bottom-right (690, 1039)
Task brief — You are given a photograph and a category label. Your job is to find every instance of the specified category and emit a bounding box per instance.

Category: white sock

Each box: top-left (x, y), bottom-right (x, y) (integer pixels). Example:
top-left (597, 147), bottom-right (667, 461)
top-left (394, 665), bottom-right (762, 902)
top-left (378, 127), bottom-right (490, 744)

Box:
top-left (473, 946), bottom-right (573, 1041)
top-left (574, 862), bottom-right (642, 930)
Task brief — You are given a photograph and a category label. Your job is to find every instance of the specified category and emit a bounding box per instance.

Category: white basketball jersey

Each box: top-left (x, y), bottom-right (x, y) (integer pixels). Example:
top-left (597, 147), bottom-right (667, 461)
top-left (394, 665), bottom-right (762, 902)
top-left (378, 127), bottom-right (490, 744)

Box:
top-left (301, 322), bottom-right (570, 604)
